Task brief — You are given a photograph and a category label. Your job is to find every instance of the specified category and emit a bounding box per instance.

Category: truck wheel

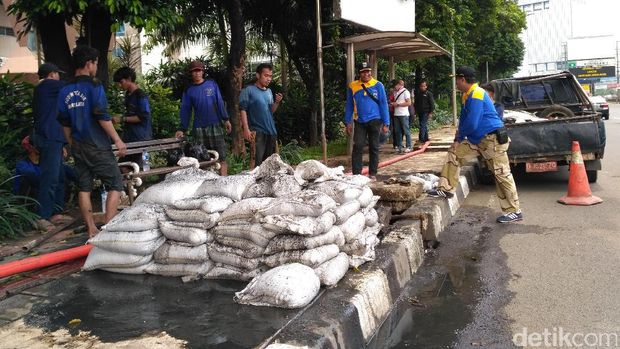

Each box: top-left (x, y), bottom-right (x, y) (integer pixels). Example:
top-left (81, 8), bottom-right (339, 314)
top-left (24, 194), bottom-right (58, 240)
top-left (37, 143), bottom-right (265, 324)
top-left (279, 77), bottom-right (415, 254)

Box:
top-left (586, 170), bottom-right (598, 183)
top-left (539, 105), bottom-right (575, 119)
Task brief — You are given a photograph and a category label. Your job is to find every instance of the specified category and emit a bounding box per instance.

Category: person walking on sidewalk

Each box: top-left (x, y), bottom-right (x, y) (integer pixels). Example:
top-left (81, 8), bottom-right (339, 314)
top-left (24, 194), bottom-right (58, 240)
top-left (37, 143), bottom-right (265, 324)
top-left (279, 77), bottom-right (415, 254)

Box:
top-left (344, 62), bottom-right (390, 180)
top-left (427, 66), bottom-right (522, 223)
top-left (414, 80), bottom-right (434, 143)
top-left (391, 79), bottom-right (412, 153)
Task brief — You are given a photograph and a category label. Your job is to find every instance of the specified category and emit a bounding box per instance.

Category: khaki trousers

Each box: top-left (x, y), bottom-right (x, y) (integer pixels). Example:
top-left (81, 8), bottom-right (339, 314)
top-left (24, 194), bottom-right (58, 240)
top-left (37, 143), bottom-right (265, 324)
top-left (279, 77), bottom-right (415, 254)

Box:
top-left (437, 134), bottom-right (520, 213)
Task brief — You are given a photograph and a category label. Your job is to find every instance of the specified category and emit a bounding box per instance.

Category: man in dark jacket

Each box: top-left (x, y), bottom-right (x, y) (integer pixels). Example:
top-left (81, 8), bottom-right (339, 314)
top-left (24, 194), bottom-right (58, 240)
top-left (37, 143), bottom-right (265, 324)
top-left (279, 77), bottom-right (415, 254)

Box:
top-left (414, 80), bottom-right (435, 143)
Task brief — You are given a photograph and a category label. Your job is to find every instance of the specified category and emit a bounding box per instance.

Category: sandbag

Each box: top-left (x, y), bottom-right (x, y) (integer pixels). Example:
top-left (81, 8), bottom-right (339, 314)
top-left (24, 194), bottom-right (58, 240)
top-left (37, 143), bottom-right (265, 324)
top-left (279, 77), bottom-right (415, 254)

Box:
top-left (250, 153), bottom-right (294, 180)
top-left (341, 224), bottom-right (382, 255)
top-left (214, 236), bottom-right (265, 258)
top-left (103, 204), bottom-right (165, 232)
top-left (260, 211), bottom-right (336, 236)
top-left (203, 264), bottom-right (263, 281)
top-left (207, 243), bottom-right (261, 270)
top-left (158, 220), bottom-right (213, 246)
top-left (172, 197), bottom-right (209, 210)
top-left (164, 207), bottom-right (220, 226)
top-left (333, 200), bottom-right (361, 225)
top-left (146, 261), bottom-right (213, 277)
top-left (243, 181), bottom-right (273, 198)
top-left (272, 174), bottom-right (303, 197)
top-left (160, 220), bottom-right (215, 230)
top-left (172, 196), bottom-right (233, 213)
top-left (101, 262), bottom-right (154, 275)
top-left (83, 247), bottom-right (153, 271)
top-left (314, 252), bottom-right (349, 286)
top-left (309, 181), bottom-right (362, 204)
top-left (357, 187), bottom-right (374, 208)
top-left (135, 175), bottom-right (207, 206)
top-left (258, 190), bottom-right (337, 217)
top-left (234, 263), bottom-right (320, 308)
top-left (264, 226), bottom-right (345, 255)
top-left (88, 229), bottom-right (165, 256)
top-left (212, 223), bottom-right (278, 247)
top-left (337, 174), bottom-right (371, 187)
top-left (196, 174), bottom-right (256, 201)
top-left (294, 160), bottom-right (344, 185)
top-left (262, 244), bottom-right (340, 268)
top-left (218, 197), bottom-right (274, 222)
top-left (339, 211), bottom-right (366, 243)
top-left (154, 242), bottom-right (208, 264)
top-left (364, 208), bottom-right (379, 227)
top-left (165, 167), bottom-right (220, 181)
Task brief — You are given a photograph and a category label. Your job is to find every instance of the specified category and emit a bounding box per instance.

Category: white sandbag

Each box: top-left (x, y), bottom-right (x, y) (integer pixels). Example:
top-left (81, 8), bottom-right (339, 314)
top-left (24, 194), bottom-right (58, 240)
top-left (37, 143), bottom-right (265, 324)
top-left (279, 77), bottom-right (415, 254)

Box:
top-left (234, 263), bottom-right (320, 308)
top-left (309, 181), bottom-right (362, 204)
top-left (164, 207), bottom-right (220, 226)
top-left (260, 211), bottom-right (336, 236)
top-left (250, 154), bottom-right (294, 180)
top-left (258, 190), bottom-right (337, 217)
top-left (200, 196), bottom-right (234, 213)
top-left (357, 187), bottom-right (374, 208)
top-left (196, 174), bottom-right (256, 201)
top-left (88, 229), bottom-right (165, 256)
top-left (212, 223), bottom-right (278, 247)
top-left (334, 200), bottom-right (361, 225)
top-left (214, 236), bottom-right (265, 258)
top-left (337, 174), bottom-right (371, 187)
top-left (154, 242), bottom-right (208, 264)
top-left (264, 226), bottom-right (345, 255)
top-left (203, 264), bottom-right (263, 281)
top-left (341, 224), bottom-right (382, 255)
top-left (243, 181), bottom-right (273, 198)
top-left (158, 220), bottom-right (212, 246)
top-left (262, 244), bottom-right (340, 268)
top-left (405, 173), bottom-right (439, 192)
top-left (103, 203), bottom-right (165, 232)
top-left (165, 166), bottom-right (219, 181)
top-left (294, 160), bottom-right (344, 185)
top-left (272, 174), bottom-right (303, 197)
top-left (339, 211), bottom-right (366, 243)
top-left (314, 252), bottom-right (349, 286)
top-left (101, 262), bottom-right (154, 275)
top-left (160, 220), bottom-right (215, 230)
top-left (218, 197), bottom-right (274, 222)
top-left (172, 197), bottom-right (207, 210)
top-left (364, 208), bottom-right (379, 227)
top-left (177, 156), bottom-right (200, 168)
top-left (135, 175), bottom-right (207, 205)
top-left (207, 243), bottom-right (261, 270)
top-left (83, 247), bottom-right (152, 271)
top-left (146, 261), bottom-right (213, 277)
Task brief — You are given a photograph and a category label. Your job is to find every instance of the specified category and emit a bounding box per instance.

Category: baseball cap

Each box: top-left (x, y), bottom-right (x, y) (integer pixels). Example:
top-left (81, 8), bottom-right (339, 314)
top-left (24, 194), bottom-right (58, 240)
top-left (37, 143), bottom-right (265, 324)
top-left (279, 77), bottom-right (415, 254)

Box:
top-left (37, 63), bottom-right (64, 79)
top-left (358, 61), bottom-right (372, 72)
top-left (451, 66), bottom-right (476, 79)
top-left (188, 60), bottom-right (205, 72)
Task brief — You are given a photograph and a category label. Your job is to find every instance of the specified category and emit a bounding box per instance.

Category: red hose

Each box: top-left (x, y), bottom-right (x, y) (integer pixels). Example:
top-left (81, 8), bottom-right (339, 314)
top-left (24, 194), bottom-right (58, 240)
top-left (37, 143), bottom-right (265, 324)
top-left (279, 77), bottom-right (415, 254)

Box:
top-left (347, 141), bottom-right (431, 175)
top-left (0, 245), bottom-right (92, 279)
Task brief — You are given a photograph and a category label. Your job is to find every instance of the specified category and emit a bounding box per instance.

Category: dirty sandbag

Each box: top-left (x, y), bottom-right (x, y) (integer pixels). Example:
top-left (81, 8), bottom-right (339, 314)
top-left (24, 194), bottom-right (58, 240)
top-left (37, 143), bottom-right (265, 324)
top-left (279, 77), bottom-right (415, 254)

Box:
top-left (258, 190), bottom-right (337, 217)
top-left (146, 261), bottom-right (213, 277)
top-left (309, 181), bottom-right (362, 204)
top-left (214, 235), bottom-right (265, 258)
top-left (212, 223), bottom-right (278, 247)
top-left (207, 243), bottom-right (261, 270)
top-left (337, 174), bottom-right (372, 187)
top-left (204, 264), bottom-right (264, 281)
top-left (272, 174), bottom-right (303, 197)
top-left (136, 175), bottom-right (207, 206)
top-left (154, 241), bottom-right (208, 264)
top-left (361, 195), bottom-right (380, 214)
top-left (243, 180), bottom-right (273, 198)
top-left (218, 197), bottom-right (274, 222)
top-left (88, 229), bottom-right (165, 256)
top-left (339, 211), bottom-right (366, 243)
top-left (314, 252), bottom-right (349, 287)
top-left (407, 173), bottom-right (439, 192)
top-left (234, 263), bottom-right (320, 308)
top-left (341, 228), bottom-right (380, 255)
top-left (196, 174), bottom-right (255, 201)
top-left (83, 247), bottom-right (153, 271)
top-left (293, 160), bottom-right (344, 185)
top-left (250, 153), bottom-right (294, 180)
top-left (177, 156), bottom-right (200, 168)
top-left (262, 244), bottom-right (340, 268)
top-left (159, 220), bottom-right (212, 246)
top-left (103, 203), bottom-right (165, 232)
top-left (264, 227), bottom-right (345, 255)
top-left (334, 200), bottom-right (361, 225)
top-left (364, 208), bottom-right (379, 227)
top-left (161, 220), bottom-right (215, 230)
top-left (202, 196), bottom-right (234, 213)
top-left (164, 207), bottom-right (220, 226)
top-left (172, 197), bottom-right (208, 210)
top-left (357, 187), bottom-right (375, 208)
top-left (101, 261), bottom-right (154, 275)
top-left (260, 211), bottom-right (336, 236)
top-left (165, 166), bottom-right (220, 181)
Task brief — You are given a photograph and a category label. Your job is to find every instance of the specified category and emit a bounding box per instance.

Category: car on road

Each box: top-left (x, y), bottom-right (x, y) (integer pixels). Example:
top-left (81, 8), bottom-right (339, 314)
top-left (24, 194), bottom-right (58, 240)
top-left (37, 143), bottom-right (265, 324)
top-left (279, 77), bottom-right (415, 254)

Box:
top-left (589, 95), bottom-right (609, 120)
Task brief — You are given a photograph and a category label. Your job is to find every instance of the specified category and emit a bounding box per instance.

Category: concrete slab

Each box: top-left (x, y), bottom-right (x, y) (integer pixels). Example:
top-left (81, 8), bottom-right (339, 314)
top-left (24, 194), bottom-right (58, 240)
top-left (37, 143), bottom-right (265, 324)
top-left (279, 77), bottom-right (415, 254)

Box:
top-left (0, 294), bottom-right (44, 322)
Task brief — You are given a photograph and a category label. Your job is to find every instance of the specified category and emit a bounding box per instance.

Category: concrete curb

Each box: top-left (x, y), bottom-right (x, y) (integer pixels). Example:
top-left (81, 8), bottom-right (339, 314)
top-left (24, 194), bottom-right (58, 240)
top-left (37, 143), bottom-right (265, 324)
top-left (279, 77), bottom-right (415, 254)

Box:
top-left (263, 164), bottom-right (480, 349)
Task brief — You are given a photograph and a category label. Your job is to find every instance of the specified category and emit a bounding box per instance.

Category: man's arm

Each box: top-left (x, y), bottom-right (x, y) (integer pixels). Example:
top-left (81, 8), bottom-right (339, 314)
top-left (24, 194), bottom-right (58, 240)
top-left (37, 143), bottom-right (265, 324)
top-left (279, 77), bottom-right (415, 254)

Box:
top-left (344, 87), bottom-right (354, 125)
top-left (62, 127), bottom-right (73, 146)
top-left (271, 93), bottom-right (283, 113)
top-left (98, 120), bottom-right (127, 156)
top-left (122, 94), bottom-right (151, 124)
top-left (457, 96), bottom-right (484, 142)
top-left (240, 110), bottom-right (253, 141)
top-left (428, 91), bottom-right (435, 113)
top-left (377, 83), bottom-right (390, 126)
top-left (176, 92), bottom-right (191, 138)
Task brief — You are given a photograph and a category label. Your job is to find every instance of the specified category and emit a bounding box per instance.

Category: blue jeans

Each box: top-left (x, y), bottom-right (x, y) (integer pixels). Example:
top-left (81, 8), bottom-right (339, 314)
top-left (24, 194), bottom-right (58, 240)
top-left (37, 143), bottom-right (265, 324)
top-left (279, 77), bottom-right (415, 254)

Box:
top-left (418, 112), bottom-right (430, 142)
top-left (393, 115), bottom-right (412, 149)
top-left (35, 138), bottom-right (66, 219)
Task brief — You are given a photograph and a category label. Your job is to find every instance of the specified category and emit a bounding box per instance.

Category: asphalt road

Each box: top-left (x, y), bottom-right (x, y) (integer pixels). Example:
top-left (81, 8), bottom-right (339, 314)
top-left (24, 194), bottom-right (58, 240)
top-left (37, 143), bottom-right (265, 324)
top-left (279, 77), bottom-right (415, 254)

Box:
top-left (381, 106), bottom-right (620, 349)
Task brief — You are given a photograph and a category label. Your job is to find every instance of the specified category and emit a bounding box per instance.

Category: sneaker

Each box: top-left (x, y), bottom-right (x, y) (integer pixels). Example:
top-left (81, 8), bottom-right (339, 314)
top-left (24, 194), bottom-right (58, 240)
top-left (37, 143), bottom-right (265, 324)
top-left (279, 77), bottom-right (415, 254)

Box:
top-left (426, 189), bottom-right (454, 198)
top-left (496, 211), bottom-right (523, 223)
top-left (403, 147), bottom-right (411, 153)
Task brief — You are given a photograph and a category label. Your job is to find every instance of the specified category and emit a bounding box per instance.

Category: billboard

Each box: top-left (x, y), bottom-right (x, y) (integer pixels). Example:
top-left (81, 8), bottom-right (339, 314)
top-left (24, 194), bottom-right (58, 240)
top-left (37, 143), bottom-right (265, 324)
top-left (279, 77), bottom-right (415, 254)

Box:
top-left (569, 66), bottom-right (616, 79)
top-left (334, 0), bottom-right (415, 32)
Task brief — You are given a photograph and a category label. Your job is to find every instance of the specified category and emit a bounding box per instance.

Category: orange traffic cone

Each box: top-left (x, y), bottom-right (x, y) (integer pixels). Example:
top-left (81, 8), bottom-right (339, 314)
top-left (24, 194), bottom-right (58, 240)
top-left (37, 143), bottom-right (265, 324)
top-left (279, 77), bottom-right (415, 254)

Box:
top-left (558, 141), bottom-right (602, 206)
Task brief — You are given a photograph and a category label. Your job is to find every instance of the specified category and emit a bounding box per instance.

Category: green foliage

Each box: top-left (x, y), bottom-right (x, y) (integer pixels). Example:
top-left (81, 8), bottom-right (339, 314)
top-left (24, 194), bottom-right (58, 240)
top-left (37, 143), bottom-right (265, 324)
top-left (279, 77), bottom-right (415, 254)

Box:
top-left (0, 184), bottom-right (39, 240)
top-left (227, 153), bottom-right (249, 175)
top-left (278, 141), bottom-right (304, 165)
top-left (144, 84), bottom-right (180, 139)
top-left (105, 80), bottom-right (125, 116)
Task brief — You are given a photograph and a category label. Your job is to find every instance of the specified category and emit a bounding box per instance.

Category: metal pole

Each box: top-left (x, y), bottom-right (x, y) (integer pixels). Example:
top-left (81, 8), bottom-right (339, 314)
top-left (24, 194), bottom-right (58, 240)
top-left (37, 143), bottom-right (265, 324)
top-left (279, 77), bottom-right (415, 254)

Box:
top-left (616, 41), bottom-right (619, 84)
top-left (486, 61), bottom-right (489, 82)
top-left (451, 38), bottom-right (457, 126)
top-left (346, 43), bottom-right (355, 157)
top-left (316, 0), bottom-right (327, 163)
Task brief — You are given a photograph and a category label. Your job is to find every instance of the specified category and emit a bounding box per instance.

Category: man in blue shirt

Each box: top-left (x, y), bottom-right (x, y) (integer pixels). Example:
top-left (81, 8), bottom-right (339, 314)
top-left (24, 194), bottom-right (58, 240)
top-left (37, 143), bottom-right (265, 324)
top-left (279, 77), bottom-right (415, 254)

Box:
top-left (344, 62), bottom-right (390, 180)
top-left (240, 63), bottom-right (283, 167)
top-left (428, 66), bottom-right (522, 223)
top-left (57, 45), bottom-right (127, 237)
top-left (175, 61), bottom-right (231, 175)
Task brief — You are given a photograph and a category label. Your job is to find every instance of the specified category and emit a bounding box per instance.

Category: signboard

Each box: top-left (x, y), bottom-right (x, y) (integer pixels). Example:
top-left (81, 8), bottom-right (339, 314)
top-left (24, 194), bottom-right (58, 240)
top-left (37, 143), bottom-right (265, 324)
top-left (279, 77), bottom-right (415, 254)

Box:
top-left (569, 66), bottom-right (615, 79)
top-left (334, 0), bottom-right (415, 32)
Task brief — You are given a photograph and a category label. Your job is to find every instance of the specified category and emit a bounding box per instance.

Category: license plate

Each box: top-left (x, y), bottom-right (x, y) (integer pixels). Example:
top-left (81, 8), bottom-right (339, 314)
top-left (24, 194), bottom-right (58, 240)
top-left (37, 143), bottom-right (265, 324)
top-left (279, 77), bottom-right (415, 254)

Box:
top-left (526, 161), bottom-right (558, 173)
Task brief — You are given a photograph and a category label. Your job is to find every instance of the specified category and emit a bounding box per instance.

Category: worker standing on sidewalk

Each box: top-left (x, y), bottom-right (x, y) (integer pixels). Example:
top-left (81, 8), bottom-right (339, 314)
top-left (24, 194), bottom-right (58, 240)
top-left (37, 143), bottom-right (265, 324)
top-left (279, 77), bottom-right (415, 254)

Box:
top-left (427, 66), bottom-right (522, 223)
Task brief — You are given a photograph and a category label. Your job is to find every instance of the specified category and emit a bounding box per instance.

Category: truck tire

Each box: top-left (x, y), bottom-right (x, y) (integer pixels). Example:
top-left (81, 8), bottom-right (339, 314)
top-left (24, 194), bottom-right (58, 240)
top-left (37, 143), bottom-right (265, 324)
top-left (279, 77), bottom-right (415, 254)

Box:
top-left (586, 170), bottom-right (598, 183)
top-left (538, 105), bottom-right (575, 119)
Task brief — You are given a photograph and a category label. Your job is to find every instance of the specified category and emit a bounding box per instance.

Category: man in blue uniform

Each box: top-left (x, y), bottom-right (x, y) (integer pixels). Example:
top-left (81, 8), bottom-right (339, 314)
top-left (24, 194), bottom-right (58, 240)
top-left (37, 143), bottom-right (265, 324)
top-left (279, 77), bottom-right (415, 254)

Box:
top-left (344, 62), bottom-right (390, 180)
top-left (57, 45), bottom-right (127, 237)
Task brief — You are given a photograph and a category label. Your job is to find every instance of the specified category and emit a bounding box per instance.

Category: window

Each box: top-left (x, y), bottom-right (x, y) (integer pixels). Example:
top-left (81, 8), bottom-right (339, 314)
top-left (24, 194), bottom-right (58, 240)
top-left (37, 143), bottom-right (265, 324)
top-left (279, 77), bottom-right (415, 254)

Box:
top-left (522, 4), bottom-right (532, 13)
top-left (533, 2), bottom-right (543, 11)
top-left (546, 62), bottom-right (557, 71)
top-left (536, 63), bottom-right (546, 72)
top-left (0, 26), bottom-right (15, 36)
top-left (115, 23), bottom-right (125, 37)
top-left (544, 1), bottom-right (550, 9)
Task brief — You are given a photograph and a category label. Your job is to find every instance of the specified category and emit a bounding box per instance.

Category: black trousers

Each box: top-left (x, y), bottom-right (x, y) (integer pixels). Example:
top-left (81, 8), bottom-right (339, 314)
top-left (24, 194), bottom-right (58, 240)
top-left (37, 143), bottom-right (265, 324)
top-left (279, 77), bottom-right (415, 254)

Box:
top-left (352, 119), bottom-right (382, 176)
top-left (255, 132), bottom-right (277, 166)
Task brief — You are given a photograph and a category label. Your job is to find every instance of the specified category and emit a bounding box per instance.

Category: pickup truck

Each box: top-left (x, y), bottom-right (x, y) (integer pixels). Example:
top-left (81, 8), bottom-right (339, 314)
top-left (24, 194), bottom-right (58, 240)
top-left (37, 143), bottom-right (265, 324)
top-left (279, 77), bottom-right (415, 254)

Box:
top-left (487, 71), bottom-right (606, 182)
